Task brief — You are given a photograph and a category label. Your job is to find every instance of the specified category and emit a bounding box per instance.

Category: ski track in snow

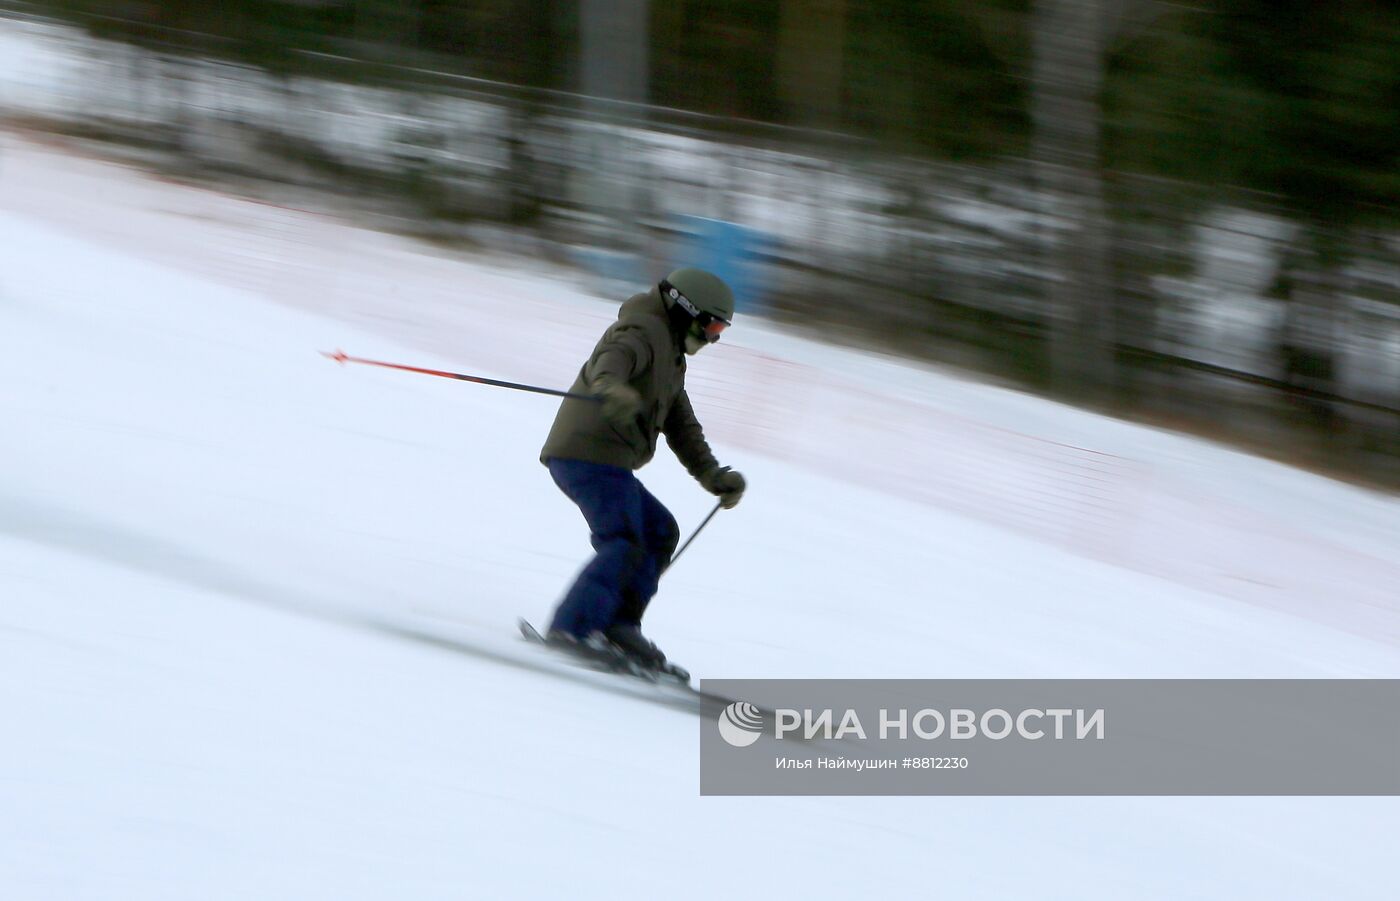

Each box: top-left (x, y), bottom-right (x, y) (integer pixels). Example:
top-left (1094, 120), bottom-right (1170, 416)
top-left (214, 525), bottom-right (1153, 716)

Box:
top-left (3, 129), bottom-right (1400, 900)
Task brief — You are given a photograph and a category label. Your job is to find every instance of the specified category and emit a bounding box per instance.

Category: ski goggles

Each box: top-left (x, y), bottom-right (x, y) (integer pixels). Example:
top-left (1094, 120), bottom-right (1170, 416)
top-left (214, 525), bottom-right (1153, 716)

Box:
top-left (661, 280), bottom-right (731, 344)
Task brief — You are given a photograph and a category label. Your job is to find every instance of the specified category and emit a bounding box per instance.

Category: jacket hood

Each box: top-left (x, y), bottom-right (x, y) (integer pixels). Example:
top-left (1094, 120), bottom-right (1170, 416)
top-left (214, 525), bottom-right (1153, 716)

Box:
top-left (618, 287), bottom-right (688, 349)
top-left (616, 289), bottom-right (662, 321)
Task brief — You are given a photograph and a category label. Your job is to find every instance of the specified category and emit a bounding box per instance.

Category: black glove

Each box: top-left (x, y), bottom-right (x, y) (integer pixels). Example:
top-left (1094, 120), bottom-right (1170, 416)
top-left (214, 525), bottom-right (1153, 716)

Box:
top-left (702, 466), bottom-right (747, 509)
top-left (594, 379), bottom-right (642, 430)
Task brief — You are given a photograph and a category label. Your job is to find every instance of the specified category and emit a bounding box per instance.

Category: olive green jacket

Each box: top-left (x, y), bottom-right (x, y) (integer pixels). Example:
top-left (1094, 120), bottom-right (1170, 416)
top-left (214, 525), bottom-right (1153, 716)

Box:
top-left (541, 287), bottom-right (718, 478)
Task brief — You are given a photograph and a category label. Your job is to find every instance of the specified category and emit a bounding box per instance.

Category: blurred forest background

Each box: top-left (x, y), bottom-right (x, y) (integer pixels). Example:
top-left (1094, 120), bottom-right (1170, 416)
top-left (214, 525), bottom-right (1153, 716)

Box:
top-left (4, 0), bottom-right (1399, 482)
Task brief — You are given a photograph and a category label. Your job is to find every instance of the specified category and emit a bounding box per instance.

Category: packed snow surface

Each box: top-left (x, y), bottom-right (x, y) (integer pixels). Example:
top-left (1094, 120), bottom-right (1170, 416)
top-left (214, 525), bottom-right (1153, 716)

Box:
top-left (3, 132), bottom-right (1400, 900)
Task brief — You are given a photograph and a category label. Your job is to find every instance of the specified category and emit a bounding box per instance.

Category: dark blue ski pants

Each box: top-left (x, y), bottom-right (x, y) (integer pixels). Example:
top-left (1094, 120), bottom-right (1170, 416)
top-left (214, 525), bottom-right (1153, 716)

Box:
top-left (546, 458), bottom-right (680, 638)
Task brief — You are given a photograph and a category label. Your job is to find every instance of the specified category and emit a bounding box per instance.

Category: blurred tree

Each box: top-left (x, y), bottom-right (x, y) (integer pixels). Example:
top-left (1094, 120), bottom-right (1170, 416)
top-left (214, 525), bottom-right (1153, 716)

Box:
top-left (417, 0), bottom-right (568, 85)
top-left (843, 0), bottom-right (1025, 157)
top-left (1105, 0), bottom-right (1400, 225)
top-left (1103, 0), bottom-right (1400, 405)
top-left (1215, 0), bottom-right (1400, 405)
top-left (354, 0), bottom-right (416, 49)
top-left (1216, 0), bottom-right (1400, 224)
top-left (776, 0), bottom-right (846, 129)
top-left (650, 0), bottom-right (780, 120)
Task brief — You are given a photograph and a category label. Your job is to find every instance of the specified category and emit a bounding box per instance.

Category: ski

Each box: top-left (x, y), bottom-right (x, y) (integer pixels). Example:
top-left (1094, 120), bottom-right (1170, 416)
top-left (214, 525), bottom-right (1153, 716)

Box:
top-left (515, 621), bottom-right (810, 741)
top-left (373, 613), bottom-right (718, 715)
top-left (375, 613), bottom-right (775, 724)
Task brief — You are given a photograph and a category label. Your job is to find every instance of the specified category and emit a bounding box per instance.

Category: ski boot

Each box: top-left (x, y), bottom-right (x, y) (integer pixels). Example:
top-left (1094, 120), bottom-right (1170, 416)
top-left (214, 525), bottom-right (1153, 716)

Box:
top-left (545, 628), bottom-right (632, 673)
top-left (602, 624), bottom-right (690, 683)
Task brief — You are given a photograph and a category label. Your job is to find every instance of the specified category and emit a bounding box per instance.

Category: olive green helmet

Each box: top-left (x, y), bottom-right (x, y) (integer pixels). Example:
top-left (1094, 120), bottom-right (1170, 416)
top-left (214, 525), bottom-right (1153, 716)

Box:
top-left (661, 268), bottom-right (734, 344)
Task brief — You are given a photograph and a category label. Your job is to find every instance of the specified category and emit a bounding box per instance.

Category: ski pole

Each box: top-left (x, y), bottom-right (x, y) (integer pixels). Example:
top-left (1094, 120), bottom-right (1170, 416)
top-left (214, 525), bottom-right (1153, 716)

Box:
top-left (666, 500), bottom-right (723, 573)
top-left (321, 349), bottom-right (599, 402)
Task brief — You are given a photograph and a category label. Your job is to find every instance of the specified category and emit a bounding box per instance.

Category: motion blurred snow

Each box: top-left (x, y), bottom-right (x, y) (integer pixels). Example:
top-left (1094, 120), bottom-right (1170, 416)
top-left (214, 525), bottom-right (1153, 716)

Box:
top-left (3, 132), bottom-right (1400, 900)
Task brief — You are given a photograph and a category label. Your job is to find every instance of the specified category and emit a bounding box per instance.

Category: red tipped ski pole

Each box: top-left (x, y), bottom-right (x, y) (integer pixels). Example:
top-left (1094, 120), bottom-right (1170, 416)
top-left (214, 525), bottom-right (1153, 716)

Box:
top-left (321, 349), bottom-right (598, 402)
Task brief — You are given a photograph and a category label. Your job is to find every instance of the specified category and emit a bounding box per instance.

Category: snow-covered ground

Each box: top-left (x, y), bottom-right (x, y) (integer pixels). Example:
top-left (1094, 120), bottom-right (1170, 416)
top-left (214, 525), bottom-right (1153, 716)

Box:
top-left (3, 130), bottom-right (1400, 900)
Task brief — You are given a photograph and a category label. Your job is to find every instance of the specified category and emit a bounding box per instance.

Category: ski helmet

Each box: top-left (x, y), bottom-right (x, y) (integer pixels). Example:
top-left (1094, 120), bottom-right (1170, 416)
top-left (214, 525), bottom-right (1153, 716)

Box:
top-left (660, 268), bottom-right (734, 344)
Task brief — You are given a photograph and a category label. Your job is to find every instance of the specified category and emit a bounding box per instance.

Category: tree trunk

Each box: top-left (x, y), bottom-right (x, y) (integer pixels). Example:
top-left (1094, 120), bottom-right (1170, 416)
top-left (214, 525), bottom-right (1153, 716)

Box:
top-left (1279, 224), bottom-right (1348, 434)
top-left (1031, 0), bottom-right (1115, 398)
top-left (575, 0), bottom-right (650, 235)
top-left (579, 0), bottom-right (650, 105)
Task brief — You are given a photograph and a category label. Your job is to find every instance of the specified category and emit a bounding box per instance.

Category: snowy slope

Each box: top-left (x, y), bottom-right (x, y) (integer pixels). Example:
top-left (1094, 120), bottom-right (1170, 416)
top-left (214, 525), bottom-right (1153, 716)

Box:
top-left (3, 139), bottom-right (1400, 900)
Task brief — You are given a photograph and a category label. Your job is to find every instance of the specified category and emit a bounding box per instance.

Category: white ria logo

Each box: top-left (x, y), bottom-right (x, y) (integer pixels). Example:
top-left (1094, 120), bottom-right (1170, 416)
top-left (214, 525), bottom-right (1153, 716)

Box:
top-left (718, 702), bottom-right (764, 748)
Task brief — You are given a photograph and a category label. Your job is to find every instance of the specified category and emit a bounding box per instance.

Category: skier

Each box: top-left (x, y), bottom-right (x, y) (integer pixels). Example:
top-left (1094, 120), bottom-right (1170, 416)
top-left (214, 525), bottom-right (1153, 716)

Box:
top-left (540, 268), bottom-right (746, 675)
